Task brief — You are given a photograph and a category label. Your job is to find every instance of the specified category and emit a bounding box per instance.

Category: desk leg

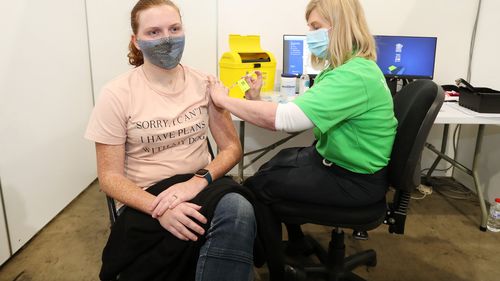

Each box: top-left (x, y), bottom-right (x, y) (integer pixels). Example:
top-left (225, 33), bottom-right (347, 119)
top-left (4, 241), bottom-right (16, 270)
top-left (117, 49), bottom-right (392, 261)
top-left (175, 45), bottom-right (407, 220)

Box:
top-left (472, 124), bottom-right (488, 231)
top-left (238, 121), bottom-right (245, 183)
top-left (425, 124), bottom-right (449, 183)
top-left (425, 124), bottom-right (489, 231)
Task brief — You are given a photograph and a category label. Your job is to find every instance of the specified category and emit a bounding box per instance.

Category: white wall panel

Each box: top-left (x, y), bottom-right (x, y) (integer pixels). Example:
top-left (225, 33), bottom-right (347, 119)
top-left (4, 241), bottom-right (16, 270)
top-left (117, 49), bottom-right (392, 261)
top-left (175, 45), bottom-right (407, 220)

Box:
top-left (85, 0), bottom-right (135, 100)
top-left (0, 180), bottom-right (11, 265)
top-left (0, 0), bottom-right (96, 252)
top-left (361, 0), bottom-right (476, 86)
top-left (453, 0), bottom-right (500, 203)
top-left (218, 0), bottom-right (476, 86)
top-left (218, 0), bottom-right (478, 176)
top-left (176, 0), bottom-right (218, 76)
top-left (86, 0), bottom-right (218, 101)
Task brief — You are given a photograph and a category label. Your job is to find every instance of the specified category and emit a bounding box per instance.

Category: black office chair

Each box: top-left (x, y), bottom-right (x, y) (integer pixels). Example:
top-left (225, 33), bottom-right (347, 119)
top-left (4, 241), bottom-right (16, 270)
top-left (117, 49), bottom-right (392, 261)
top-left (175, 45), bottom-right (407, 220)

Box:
top-left (270, 79), bottom-right (444, 281)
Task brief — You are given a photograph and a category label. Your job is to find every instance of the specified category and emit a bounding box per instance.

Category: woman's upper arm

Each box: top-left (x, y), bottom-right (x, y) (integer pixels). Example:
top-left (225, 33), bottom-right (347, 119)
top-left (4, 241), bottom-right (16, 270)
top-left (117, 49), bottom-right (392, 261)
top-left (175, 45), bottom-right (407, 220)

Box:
top-left (208, 102), bottom-right (241, 153)
top-left (95, 142), bottom-right (125, 180)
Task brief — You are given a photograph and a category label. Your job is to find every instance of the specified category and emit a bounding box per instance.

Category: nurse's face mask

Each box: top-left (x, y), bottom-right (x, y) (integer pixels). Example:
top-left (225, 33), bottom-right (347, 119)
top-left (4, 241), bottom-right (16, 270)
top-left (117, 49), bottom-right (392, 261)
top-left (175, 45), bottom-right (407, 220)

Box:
top-left (306, 28), bottom-right (331, 59)
top-left (137, 35), bottom-right (185, 70)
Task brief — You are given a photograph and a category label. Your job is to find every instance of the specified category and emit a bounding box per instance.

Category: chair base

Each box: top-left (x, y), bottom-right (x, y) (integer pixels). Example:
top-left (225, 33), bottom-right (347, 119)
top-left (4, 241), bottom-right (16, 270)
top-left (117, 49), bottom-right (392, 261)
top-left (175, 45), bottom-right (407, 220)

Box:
top-left (285, 229), bottom-right (376, 281)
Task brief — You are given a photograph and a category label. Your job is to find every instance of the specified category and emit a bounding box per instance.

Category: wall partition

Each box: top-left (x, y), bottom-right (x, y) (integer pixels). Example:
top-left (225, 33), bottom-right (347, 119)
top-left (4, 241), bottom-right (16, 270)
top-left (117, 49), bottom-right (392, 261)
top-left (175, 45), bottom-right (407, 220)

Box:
top-left (0, 0), bottom-right (96, 255)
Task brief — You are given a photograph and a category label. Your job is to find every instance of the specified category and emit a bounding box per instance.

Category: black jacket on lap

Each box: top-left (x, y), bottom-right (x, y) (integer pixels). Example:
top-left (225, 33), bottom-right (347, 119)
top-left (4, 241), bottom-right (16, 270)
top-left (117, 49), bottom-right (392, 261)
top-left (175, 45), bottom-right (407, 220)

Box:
top-left (99, 175), bottom-right (267, 281)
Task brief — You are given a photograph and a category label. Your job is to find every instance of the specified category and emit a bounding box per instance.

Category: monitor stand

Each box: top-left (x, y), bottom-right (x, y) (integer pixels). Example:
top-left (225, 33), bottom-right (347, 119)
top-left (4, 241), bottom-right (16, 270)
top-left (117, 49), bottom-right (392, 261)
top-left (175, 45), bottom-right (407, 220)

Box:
top-left (386, 77), bottom-right (413, 96)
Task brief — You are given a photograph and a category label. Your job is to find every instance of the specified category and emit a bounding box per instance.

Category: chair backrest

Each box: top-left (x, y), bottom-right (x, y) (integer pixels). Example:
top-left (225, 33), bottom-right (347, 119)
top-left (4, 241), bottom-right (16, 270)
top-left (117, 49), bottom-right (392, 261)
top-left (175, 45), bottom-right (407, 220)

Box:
top-left (105, 138), bottom-right (216, 226)
top-left (389, 79), bottom-right (444, 191)
top-left (386, 79), bottom-right (444, 233)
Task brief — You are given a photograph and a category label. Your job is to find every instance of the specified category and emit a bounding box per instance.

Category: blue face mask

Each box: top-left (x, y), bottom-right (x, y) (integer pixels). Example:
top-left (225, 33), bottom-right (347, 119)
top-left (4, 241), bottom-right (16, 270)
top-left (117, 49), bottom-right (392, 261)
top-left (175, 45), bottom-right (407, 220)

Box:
top-left (306, 28), bottom-right (330, 59)
top-left (137, 35), bottom-right (185, 69)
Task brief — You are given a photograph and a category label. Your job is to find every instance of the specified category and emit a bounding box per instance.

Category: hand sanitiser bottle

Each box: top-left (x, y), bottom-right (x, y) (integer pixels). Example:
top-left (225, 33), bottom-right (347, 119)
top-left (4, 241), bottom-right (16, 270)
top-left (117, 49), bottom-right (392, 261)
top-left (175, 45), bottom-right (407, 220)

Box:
top-left (487, 198), bottom-right (500, 232)
top-left (280, 74), bottom-right (297, 102)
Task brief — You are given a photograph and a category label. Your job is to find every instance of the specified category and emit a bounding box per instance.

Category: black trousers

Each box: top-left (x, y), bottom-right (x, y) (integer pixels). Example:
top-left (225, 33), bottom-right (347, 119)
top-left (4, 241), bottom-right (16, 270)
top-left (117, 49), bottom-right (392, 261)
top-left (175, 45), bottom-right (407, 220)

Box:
top-left (244, 146), bottom-right (389, 281)
top-left (245, 145), bottom-right (388, 207)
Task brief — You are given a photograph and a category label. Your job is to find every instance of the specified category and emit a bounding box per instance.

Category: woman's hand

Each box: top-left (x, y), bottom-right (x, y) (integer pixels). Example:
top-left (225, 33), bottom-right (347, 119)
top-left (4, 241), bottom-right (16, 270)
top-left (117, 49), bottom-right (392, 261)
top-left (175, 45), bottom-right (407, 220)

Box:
top-left (244, 70), bottom-right (263, 100)
top-left (150, 177), bottom-right (207, 218)
top-left (157, 202), bottom-right (207, 241)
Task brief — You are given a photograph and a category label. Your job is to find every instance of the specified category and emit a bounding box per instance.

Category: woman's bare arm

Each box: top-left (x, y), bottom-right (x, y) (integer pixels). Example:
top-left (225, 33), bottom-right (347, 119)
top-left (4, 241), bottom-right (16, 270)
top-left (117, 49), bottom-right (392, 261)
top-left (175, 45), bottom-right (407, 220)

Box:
top-left (96, 143), bottom-right (156, 214)
top-left (204, 100), bottom-right (243, 178)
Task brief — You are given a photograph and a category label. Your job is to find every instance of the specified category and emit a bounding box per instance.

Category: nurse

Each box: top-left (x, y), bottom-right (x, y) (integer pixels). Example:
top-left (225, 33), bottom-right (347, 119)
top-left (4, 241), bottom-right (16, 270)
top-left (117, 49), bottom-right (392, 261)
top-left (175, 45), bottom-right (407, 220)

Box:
top-left (210, 0), bottom-right (397, 278)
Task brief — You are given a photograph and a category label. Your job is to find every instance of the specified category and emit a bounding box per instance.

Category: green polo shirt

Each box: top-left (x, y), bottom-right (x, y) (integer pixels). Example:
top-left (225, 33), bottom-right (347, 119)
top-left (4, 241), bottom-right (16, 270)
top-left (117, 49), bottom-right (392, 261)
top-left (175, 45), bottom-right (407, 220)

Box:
top-left (293, 57), bottom-right (397, 174)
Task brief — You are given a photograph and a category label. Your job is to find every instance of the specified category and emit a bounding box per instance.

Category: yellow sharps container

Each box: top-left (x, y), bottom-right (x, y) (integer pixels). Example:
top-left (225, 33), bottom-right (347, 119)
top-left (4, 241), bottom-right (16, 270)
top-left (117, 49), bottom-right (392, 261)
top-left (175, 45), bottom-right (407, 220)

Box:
top-left (219, 34), bottom-right (276, 98)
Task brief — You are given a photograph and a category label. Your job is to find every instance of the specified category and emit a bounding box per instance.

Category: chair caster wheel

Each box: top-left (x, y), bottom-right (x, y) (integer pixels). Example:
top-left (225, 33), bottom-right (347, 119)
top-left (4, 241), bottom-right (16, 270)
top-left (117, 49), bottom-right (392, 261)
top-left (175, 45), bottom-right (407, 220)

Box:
top-left (352, 230), bottom-right (369, 240)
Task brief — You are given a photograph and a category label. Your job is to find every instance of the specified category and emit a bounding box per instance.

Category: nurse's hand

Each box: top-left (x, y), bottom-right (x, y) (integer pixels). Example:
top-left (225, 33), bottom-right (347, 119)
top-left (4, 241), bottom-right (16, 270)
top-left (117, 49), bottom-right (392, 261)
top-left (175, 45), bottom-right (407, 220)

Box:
top-left (244, 70), bottom-right (263, 100)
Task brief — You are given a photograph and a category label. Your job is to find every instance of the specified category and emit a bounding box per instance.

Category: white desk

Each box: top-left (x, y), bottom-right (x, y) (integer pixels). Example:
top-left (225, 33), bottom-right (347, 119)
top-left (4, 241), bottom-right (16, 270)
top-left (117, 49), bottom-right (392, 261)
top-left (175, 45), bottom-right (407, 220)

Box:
top-left (426, 102), bottom-right (500, 231)
top-left (434, 102), bottom-right (500, 125)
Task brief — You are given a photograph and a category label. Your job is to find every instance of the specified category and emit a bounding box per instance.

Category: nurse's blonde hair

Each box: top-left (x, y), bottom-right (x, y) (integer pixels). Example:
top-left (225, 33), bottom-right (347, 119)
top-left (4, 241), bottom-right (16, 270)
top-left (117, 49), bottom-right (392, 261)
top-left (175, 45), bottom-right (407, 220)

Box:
top-left (306, 0), bottom-right (376, 68)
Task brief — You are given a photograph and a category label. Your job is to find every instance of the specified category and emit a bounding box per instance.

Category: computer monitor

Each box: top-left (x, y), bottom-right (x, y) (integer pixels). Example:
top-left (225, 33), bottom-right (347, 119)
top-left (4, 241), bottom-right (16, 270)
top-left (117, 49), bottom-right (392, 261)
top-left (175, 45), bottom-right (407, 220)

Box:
top-left (282, 35), bottom-right (321, 77)
top-left (374, 35), bottom-right (437, 79)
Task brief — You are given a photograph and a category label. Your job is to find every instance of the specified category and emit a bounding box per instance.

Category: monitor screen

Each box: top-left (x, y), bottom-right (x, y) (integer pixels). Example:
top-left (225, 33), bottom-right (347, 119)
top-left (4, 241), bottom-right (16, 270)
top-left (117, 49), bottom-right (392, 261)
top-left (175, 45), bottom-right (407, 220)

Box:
top-left (283, 35), bottom-right (321, 77)
top-left (374, 35), bottom-right (437, 79)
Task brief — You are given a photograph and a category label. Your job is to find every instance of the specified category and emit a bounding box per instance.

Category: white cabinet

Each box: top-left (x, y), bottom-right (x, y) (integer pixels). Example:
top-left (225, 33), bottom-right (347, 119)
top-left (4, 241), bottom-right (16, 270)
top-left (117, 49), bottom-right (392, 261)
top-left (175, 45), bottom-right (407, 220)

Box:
top-left (0, 0), bottom-right (96, 254)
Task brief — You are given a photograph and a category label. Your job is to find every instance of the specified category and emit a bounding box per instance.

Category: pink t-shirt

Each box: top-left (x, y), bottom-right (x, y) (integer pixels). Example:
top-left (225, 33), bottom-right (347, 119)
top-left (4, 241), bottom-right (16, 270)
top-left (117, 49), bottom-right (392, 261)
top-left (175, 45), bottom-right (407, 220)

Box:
top-left (85, 65), bottom-right (211, 188)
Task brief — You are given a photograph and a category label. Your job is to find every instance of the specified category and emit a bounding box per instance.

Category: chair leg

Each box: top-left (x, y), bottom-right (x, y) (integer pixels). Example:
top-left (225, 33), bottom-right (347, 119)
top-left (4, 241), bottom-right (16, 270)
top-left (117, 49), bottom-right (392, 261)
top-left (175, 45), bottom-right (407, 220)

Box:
top-left (343, 249), bottom-right (377, 271)
top-left (285, 228), bottom-right (376, 281)
top-left (327, 229), bottom-right (375, 281)
top-left (328, 228), bottom-right (346, 268)
top-left (341, 271), bottom-right (369, 281)
top-left (286, 223), bottom-right (305, 240)
top-left (285, 224), bottom-right (317, 256)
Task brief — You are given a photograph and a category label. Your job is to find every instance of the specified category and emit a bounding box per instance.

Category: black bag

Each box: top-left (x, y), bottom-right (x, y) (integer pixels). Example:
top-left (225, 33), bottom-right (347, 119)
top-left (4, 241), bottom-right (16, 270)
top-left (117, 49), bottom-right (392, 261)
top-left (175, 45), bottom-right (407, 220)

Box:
top-left (453, 78), bottom-right (500, 113)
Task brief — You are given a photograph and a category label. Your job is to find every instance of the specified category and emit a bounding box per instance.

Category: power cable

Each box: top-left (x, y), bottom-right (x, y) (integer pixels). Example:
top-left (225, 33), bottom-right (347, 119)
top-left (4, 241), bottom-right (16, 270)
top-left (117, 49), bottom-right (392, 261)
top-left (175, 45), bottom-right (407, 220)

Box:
top-left (466, 0), bottom-right (483, 82)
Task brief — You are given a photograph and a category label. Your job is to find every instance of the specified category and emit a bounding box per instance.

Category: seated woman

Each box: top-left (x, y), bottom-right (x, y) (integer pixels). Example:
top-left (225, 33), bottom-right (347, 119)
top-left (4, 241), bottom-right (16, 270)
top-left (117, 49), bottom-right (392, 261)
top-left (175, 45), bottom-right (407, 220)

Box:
top-left (209, 0), bottom-right (397, 279)
top-left (85, 1), bottom-right (256, 280)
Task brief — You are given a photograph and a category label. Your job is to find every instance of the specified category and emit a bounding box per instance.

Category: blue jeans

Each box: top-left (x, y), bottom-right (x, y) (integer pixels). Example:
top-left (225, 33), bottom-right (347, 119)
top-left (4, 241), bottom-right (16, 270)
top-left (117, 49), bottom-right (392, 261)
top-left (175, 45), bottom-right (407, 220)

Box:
top-left (195, 193), bottom-right (256, 281)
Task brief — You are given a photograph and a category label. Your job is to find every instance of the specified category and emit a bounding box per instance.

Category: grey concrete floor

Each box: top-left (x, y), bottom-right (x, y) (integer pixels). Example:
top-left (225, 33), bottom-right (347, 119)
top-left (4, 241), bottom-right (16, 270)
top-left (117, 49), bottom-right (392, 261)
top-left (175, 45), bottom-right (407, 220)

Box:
top-left (0, 180), bottom-right (499, 281)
